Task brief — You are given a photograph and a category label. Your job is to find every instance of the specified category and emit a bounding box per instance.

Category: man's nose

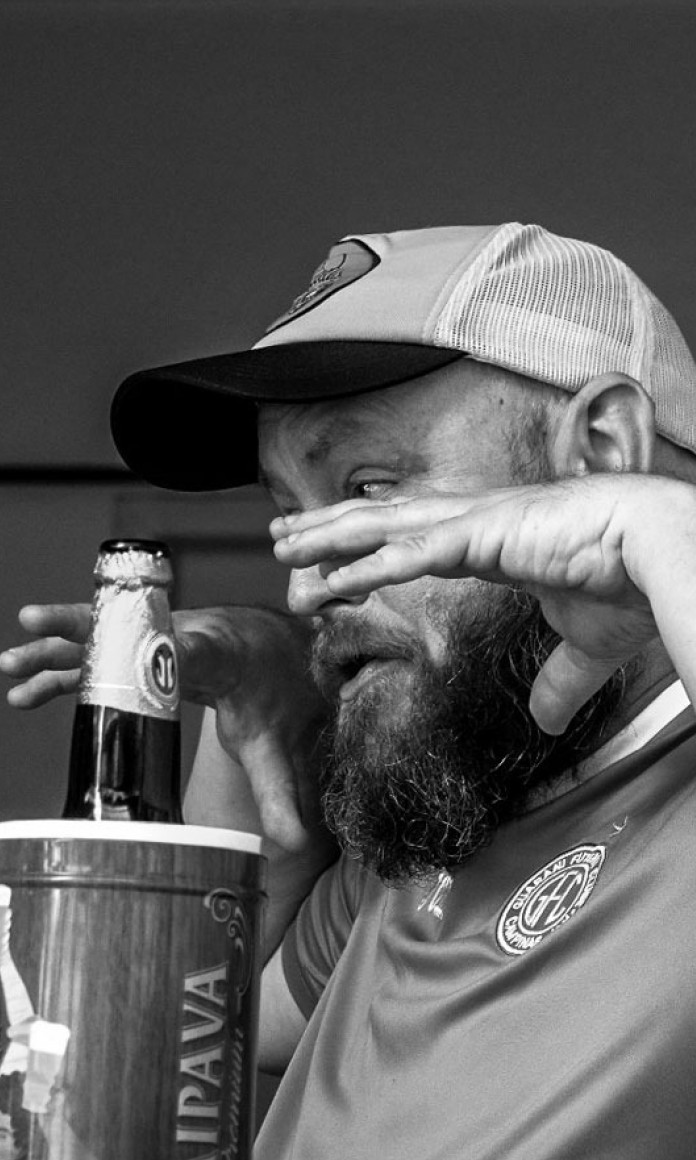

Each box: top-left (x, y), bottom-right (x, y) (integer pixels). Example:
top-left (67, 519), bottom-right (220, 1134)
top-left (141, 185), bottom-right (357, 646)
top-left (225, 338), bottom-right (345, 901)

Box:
top-left (286, 565), bottom-right (367, 617)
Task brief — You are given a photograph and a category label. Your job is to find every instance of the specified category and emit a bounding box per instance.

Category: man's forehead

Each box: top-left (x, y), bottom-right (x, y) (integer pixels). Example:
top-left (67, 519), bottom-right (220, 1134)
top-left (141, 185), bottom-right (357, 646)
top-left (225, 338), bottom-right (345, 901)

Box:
top-left (256, 360), bottom-right (524, 489)
top-left (258, 391), bottom-right (407, 463)
top-left (257, 359), bottom-right (478, 444)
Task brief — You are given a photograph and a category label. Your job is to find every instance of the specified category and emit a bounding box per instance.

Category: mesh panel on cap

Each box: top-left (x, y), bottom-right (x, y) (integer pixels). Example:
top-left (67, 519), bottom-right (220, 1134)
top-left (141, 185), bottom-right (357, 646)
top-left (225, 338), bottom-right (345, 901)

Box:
top-left (433, 222), bottom-right (696, 455)
top-left (434, 224), bottom-right (645, 386)
top-left (647, 292), bottom-right (696, 453)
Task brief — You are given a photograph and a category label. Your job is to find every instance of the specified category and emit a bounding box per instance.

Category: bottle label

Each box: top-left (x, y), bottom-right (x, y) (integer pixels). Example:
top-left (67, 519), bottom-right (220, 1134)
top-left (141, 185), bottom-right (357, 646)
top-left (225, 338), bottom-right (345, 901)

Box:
top-left (141, 632), bottom-right (179, 711)
top-left (79, 584), bottom-right (180, 720)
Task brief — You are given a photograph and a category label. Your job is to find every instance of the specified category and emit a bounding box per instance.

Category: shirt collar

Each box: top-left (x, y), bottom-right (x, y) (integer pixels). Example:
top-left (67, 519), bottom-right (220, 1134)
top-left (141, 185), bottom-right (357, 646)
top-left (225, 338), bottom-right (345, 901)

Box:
top-left (576, 679), bottom-right (691, 779)
top-left (528, 679), bottom-right (692, 811)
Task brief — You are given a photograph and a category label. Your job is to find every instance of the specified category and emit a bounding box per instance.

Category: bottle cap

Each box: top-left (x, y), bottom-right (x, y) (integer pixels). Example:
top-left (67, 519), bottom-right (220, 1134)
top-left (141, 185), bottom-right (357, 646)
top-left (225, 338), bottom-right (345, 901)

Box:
top-left (94, 540), bottom-right (173, 586)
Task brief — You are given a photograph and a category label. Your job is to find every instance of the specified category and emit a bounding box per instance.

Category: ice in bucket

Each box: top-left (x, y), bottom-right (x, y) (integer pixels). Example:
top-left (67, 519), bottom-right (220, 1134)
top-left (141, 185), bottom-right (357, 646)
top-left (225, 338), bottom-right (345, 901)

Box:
top-left (23, 1021), bottom-right (71, 1114)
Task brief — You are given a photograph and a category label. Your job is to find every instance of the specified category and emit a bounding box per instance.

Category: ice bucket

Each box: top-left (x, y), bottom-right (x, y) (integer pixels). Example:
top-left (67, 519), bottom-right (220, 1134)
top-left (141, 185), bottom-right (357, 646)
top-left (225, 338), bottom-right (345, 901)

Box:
top-left (0, 820), bottom-right (266, 1160)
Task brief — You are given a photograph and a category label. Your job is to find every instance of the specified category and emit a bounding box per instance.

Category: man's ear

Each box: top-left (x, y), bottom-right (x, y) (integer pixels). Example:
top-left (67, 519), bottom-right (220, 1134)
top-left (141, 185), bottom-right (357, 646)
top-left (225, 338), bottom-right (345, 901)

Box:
top-left (549, 372), bottom-right (656, 476)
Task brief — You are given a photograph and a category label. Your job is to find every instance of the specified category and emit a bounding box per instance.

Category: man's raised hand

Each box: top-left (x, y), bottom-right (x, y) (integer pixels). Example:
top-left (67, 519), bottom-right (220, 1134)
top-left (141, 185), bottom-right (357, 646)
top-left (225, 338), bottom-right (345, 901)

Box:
top-left (271, 474), bottom-right (696, 734)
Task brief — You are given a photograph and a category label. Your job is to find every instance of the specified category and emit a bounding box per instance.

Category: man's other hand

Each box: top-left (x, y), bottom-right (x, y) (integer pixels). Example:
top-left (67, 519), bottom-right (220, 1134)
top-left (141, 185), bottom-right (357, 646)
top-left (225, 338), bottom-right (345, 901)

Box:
top-left (0, 603), bottom-right (329, 852)
top-left (0, 603), bottom-right (90, 707)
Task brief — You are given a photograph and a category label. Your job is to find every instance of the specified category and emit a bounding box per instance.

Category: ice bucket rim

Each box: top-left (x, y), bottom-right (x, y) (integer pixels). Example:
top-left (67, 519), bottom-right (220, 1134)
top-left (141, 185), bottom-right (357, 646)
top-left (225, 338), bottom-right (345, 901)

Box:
top-left (0, 819), bottom-right (262, 854)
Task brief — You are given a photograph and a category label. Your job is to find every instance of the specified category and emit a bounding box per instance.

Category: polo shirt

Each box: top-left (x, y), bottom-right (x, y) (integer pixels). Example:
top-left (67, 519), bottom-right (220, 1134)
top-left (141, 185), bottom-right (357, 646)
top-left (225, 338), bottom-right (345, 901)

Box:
top-left (256, 688), bottom-right (696, 1160)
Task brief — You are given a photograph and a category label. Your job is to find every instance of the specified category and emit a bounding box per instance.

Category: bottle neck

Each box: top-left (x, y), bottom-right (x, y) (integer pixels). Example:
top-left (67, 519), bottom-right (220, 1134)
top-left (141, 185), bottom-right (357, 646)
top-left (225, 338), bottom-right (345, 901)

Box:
top-left (80, 580), bottom-right (179, 722)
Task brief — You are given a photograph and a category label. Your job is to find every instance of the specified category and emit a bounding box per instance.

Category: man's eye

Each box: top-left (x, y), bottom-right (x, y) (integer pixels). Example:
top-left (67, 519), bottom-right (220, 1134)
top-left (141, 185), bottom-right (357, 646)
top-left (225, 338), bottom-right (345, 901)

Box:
top-left (349, 480), bottom-right (394, 501)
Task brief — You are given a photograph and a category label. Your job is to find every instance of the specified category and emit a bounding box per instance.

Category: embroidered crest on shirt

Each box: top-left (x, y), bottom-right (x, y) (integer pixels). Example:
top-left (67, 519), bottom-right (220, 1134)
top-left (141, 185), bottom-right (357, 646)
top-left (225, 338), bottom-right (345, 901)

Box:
top-left (496, 844), bottom-right (606, 957)
top-left (417, 870), bottom-right (453, 921)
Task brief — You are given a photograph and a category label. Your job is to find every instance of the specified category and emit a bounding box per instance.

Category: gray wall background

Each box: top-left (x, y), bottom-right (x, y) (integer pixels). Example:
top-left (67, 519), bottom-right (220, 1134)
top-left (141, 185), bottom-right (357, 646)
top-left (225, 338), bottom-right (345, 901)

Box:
top-left (1, 0), bottom-right (695, 816)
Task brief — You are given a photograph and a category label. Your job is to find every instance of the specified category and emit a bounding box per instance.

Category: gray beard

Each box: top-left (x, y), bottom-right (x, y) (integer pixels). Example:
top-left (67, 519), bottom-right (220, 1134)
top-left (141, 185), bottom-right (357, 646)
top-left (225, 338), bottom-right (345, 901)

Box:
top-left (311, 589), bottom-right (631, 885)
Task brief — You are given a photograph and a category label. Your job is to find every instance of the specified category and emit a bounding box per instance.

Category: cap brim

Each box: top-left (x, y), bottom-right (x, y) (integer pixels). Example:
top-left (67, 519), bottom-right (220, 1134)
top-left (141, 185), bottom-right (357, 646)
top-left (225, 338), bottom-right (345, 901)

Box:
top-left (111, 341), bottom-right (462, 491)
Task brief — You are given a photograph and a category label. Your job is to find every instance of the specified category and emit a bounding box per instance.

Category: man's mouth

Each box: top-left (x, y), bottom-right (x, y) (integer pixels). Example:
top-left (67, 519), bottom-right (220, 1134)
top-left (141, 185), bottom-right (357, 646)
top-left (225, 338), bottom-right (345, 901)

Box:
top-left (339, 657), bottom-right (407, 703)
top-left (332, 649), bottom-right (412, 703)
top-left (311, 623), bottom-right (418, 704)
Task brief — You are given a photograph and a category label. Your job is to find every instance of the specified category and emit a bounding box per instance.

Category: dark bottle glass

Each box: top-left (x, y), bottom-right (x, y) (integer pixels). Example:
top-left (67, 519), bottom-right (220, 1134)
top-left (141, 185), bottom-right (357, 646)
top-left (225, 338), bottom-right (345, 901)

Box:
top-left (63, 539), bottom-right (183, 823)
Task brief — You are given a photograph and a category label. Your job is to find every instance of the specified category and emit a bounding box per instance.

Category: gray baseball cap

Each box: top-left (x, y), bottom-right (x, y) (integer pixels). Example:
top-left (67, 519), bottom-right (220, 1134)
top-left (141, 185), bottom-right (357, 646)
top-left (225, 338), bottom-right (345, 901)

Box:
top-left (111, 223), bottom-right (696, 490)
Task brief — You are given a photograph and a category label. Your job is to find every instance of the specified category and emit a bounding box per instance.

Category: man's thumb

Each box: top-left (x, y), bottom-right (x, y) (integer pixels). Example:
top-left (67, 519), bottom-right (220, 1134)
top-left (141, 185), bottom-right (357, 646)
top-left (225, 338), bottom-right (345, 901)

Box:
top-left (241, 735), bottom-right (310, 852)
top-left (529, 642), bottom-right (622, 736)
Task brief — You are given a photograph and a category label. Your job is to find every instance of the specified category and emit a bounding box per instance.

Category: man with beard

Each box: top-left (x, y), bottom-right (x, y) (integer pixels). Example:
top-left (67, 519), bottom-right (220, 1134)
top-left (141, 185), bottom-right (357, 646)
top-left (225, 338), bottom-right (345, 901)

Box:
top-left (309, 583), bottom-right (628, 886)
top-left (5, 223), bottom-right (696, 1158)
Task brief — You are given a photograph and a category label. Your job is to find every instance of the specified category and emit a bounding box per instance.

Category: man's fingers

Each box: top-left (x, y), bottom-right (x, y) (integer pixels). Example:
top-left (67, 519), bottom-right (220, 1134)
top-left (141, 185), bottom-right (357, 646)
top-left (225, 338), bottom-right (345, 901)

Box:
top-left (271, 493), bottom-right (511, 551)
top-left (0, 605), bottom-right (90, 707)
top-left (320, 520), bottom-right (509, 596)
top-left (271, 500), bottom-right (360, 539)
top-left (529, 642), bottom-right (625, 735)
top-left (269, 497), bottom-right (413, 540)
top-left (275, 507), bottom-right (514, 594)
top-left (323, 541), bottom-right (436, 595)
top-left (0, 637), bottom-right (85, 679)
top-left (176, 630), bottom-right (245, 704)
top-left (17, 603), bottom-right (91, 642)
top-left (6, 669), bottom-right (82, 709)
top-left (274, 506), bottom-right (407, 566)
top-left (272, 498), bottom-right (464, 563)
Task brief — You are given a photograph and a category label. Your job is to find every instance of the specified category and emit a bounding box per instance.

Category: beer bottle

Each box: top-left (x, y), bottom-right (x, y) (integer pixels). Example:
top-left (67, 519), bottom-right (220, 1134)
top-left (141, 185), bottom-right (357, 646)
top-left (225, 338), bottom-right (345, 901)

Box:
top-left (63, 539), bottom-right (183, 823)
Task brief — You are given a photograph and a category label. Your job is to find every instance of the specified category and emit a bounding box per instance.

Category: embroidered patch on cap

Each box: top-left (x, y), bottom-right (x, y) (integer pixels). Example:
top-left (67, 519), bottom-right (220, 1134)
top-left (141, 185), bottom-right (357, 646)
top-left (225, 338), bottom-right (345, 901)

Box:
top-left (496, 843), bottom-right (606, 957)
top-left (265, 239), bottom-right (378, 333)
